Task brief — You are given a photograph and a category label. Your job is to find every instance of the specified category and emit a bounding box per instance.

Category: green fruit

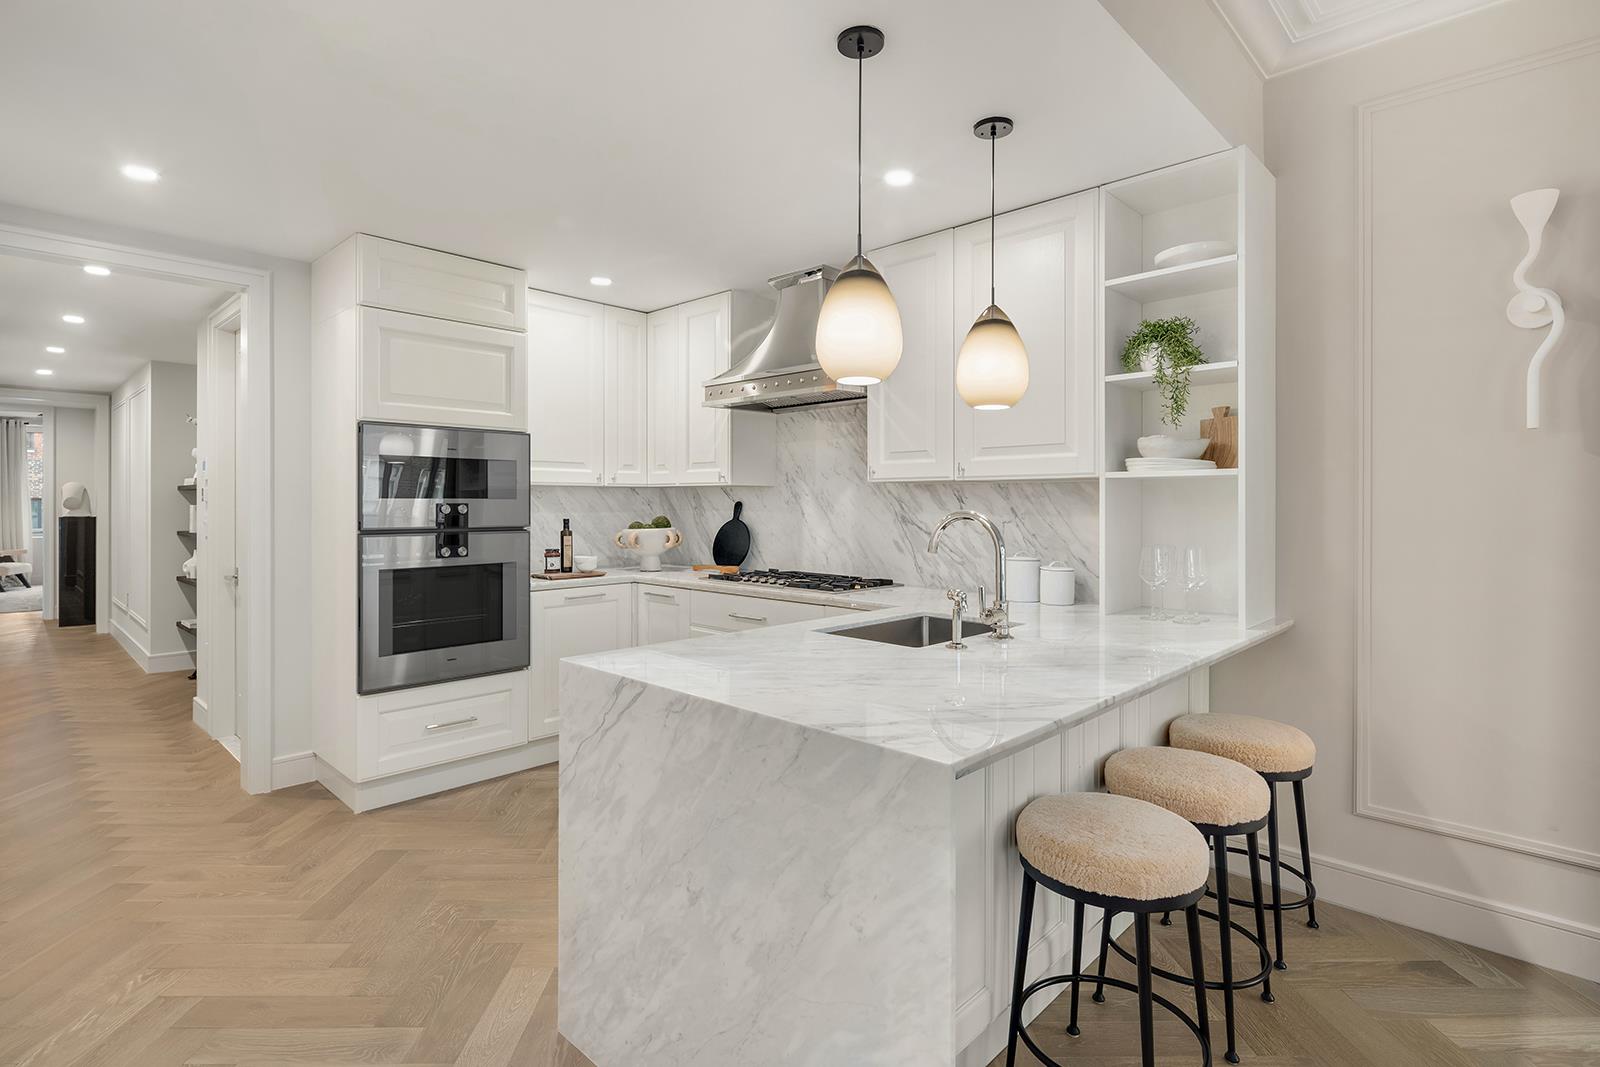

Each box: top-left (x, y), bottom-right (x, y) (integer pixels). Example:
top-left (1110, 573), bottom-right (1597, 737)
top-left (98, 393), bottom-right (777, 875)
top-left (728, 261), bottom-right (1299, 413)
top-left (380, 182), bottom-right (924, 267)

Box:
top-left (651, 515), bottom-right (672, 529)
top-left (627, 521), bottom-right (645, 530)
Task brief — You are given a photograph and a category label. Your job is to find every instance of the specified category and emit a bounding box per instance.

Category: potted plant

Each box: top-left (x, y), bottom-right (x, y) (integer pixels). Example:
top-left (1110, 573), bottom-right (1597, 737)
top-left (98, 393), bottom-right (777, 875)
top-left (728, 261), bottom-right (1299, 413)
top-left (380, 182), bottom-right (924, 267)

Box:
top-left (1121, 316), bottom-right (1208, 457)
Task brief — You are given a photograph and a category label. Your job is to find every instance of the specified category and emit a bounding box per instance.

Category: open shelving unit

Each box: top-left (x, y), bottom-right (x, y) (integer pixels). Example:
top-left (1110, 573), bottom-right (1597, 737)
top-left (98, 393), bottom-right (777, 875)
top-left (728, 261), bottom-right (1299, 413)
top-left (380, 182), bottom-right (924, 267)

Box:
top-left (1098, 147), bottom-right (1275, 626)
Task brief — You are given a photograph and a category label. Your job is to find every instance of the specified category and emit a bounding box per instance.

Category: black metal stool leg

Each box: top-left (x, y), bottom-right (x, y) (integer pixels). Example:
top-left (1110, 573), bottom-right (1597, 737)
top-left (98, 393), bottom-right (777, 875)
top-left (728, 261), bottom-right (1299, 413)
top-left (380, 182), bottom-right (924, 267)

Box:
top-left (1005, 873), bottom-right (1037, 1067)
top-left (1214, 833), bottom-right (1240, 1063)
top-left (1266, 782), bottom-right (1287, 971)
top-left (1092, 910), bottom-right (1112, 1003)
top-left (1247, 830), bottom-right (1274, 1003)
top-left (1135, 912), bottom-right (1156, 1067)
top-left (1293, 779), bottom-right (1319, 929)
top-left (1184, 903), bottom-right (1212, 1055)
top-left (1161, 910), bottom-right (1172, 926)
top-left (1067, 899), bottom-right (1085, 1036)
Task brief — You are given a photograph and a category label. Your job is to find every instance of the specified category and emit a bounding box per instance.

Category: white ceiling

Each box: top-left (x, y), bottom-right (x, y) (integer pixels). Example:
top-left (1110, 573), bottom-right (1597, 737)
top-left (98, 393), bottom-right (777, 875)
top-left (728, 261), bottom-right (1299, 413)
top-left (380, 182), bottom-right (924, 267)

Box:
top-left (0, 253), bottom-right (231, 392)
top-left (1210, 0), bottom-right (1512, 76)
top-left (0, 0), bottom-right (1227, 312)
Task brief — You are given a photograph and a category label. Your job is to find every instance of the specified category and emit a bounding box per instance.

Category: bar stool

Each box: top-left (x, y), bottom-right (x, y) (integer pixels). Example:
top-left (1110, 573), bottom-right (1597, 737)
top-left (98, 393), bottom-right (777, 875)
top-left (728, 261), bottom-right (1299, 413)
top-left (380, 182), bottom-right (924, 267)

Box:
top-left (1007, 792), bottom-right (1214, 1067)
top-left (1103, 747), bottom-right (1274, 1064)
top-left (1170, 713), bottom-right (1318, 972)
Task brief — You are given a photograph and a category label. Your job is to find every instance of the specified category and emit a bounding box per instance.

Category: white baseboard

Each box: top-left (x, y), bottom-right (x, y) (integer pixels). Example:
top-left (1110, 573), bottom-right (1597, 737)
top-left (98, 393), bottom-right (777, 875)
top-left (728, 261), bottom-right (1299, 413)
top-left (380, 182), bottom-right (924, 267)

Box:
top-left (111, 618), bottom-right (195, 674)
top-left (191, 696), bottom-right (209, 731)
top-left (314, 737), bottom-right (559, 813)
top-left (1279, 845), bottom-right (1600, 984)
top-left (270, 750), bottom-right (317, 789)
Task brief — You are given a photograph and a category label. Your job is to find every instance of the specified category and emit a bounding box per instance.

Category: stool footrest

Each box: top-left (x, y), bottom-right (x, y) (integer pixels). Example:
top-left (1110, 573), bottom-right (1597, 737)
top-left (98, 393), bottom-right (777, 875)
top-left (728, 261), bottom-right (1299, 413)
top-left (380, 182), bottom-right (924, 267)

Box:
top-left (1210, 844), bottom-right (1317, 912)
top-left (1016, 971), bottom-right (1212, 1067)
top-left (1107, 908), bottom-right (1273, 991)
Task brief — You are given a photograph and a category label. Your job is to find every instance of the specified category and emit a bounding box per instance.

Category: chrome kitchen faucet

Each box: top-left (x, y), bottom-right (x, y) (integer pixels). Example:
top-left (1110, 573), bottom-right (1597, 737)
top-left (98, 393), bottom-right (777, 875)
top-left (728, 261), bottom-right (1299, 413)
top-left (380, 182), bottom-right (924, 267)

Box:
top-left (928, 510), bottom-right (1013, 640)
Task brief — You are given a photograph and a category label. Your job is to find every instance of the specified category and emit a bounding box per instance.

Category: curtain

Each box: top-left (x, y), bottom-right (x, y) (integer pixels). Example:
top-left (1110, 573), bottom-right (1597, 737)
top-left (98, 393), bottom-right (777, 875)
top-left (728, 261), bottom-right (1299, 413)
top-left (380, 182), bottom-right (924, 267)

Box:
top-left (0, 418), bottom-right (27, 559)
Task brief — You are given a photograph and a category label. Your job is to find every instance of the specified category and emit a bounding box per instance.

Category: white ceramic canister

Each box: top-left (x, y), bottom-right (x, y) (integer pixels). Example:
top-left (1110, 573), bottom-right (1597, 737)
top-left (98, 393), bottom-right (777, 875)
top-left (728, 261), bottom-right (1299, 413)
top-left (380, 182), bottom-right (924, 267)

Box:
top-left (1040, 561), bottom-right (1076, 606)
top-left (1006, 556), bottom-right (1041, 603)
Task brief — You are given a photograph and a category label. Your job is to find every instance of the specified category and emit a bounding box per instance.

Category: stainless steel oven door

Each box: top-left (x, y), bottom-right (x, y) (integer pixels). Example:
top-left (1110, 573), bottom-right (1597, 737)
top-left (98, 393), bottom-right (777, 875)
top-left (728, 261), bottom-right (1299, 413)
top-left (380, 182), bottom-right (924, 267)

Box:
top-left (358, 529), bottom-right (530, 694)
top-left (359, 422), bottom-right (529, 531)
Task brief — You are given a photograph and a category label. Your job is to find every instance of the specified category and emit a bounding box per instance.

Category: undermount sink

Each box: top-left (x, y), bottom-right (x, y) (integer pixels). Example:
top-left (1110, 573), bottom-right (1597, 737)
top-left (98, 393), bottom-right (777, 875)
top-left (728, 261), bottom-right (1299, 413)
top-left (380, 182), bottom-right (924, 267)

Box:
top-left (828, 614), bottom-right (993, 649)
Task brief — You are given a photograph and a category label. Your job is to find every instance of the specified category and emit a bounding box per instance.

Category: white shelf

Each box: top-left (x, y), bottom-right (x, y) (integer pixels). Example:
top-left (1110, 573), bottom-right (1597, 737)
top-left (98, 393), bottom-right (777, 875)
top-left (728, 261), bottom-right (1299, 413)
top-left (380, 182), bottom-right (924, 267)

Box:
top-left (1106, 468), bottom-right (1238, 480)
top-left (1104, 255), bottom-right (1237, 303)
top-left (1105, 360), bottom-right (1239, 390)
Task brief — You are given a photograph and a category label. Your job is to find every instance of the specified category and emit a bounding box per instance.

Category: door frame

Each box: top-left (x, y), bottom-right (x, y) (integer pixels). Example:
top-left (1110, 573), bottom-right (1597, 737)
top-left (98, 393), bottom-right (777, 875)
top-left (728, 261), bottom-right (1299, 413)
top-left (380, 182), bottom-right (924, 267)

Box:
top-left (0, 222), bottom-right (276, 795)
top-left (198, 294), bottom-right (245, 744)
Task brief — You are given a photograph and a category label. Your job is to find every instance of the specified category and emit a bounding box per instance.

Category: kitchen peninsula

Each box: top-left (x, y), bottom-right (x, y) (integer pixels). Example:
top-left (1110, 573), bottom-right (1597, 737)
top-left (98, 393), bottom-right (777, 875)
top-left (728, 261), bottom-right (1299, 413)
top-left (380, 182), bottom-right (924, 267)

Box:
top-left (557, 582), bottom-right (1289, 1067)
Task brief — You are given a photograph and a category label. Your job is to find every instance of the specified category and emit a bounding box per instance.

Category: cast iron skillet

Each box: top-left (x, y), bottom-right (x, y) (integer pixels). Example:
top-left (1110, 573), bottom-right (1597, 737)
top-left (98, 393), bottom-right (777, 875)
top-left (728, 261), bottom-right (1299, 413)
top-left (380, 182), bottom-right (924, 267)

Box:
top-left (712, 501), bottom-right (751, 568)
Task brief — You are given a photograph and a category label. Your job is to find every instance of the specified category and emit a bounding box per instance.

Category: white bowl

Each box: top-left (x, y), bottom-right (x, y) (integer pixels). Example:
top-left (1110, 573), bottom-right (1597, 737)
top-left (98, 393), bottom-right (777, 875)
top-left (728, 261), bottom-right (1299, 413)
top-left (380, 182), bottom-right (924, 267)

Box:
top-left (614, 527), bottom-right (682, 572)
top-left (1137, 434), bottom-right (1209, 460)
top-left (574, 554), bottom-right (599, 571)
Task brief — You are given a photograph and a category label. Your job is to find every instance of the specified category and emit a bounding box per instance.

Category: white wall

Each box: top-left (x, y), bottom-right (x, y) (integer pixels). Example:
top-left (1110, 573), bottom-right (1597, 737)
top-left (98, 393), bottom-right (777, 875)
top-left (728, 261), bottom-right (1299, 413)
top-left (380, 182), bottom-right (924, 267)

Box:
top-left (0, 201), bottom-right (313, 765)
top-left (1213, 0), bottom-right (1600, 981)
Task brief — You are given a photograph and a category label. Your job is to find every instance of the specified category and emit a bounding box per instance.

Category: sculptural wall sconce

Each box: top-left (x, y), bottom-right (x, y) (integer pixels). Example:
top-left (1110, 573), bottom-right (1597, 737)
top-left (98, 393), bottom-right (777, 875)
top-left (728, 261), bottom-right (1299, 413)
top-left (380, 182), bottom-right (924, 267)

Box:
top-left (1506, 188), bottom-right (1565, 429)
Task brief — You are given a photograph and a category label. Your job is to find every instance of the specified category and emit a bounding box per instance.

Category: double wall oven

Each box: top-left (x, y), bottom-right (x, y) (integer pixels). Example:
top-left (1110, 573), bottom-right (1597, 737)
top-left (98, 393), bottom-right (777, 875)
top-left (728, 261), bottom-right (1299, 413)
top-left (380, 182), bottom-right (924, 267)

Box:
top-left (358, 422), bottom-right (530, 694)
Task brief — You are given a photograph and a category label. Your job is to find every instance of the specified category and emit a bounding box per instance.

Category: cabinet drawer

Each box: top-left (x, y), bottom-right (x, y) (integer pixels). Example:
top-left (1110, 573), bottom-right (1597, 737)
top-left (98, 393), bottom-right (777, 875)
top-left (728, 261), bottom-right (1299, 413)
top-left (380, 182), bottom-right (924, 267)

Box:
top-left (690, 591), bottom-right (826, 632)
top-left (361, 670), bottom-right (529, 780)
top-left (359, 307), bottom-right (528, 429)
top-left (356, 235), bottom-right (526, 330)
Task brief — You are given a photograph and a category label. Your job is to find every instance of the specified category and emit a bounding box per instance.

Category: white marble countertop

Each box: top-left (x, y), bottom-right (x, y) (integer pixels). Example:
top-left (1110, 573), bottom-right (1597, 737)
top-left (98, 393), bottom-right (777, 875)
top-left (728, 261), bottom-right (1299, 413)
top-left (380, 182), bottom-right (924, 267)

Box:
top-left (561, 571), bottom-right (1292, 776)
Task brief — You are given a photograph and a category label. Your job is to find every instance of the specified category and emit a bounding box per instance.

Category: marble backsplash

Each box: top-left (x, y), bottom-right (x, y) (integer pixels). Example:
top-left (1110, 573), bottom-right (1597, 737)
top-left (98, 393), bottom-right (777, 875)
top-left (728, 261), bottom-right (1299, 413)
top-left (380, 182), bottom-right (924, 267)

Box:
top-left (532, 402), bottom-right (1099, 603)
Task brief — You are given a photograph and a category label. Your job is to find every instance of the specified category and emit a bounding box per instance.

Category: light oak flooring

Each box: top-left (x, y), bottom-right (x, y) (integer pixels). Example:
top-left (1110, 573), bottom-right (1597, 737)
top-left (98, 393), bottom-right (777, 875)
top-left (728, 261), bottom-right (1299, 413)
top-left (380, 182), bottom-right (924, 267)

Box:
top-left (3, 612), bottom-right (1597, 1066)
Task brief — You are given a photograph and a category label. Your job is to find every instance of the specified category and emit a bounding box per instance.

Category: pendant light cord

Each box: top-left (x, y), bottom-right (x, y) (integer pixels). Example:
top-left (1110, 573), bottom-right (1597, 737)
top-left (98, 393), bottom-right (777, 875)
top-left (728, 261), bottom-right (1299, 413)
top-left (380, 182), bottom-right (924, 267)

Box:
top-left (989, 129), bottom-right (997, 306)
top-left (856, 43), bottom-right (864, 260)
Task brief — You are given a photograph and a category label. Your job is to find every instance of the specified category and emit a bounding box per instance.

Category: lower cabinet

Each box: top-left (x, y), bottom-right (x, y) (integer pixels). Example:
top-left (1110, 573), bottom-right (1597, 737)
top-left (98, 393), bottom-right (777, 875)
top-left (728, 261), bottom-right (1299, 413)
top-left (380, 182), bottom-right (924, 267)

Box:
top-left (529, 585), bottom-right (634, 740)
top-left (636, 585), bottom-right (692, 644)
top-left (689, 589), bottom-right (828, 634)
top-left (357, 670), bottom-right (529, 781)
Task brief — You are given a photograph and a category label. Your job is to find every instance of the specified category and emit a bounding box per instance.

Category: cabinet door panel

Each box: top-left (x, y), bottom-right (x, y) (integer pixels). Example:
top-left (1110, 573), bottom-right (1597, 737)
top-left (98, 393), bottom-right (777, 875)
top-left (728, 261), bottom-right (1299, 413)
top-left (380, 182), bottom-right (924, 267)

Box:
top-left (679, 294), bottom-right (731, 484)
top-left (604, 307), bottom-right (648, 485)
top-left (527, 291), bottom-right (606, 484)
top-left (953, 191), bottom-right (1098, 479)
top-left (868, 231), bottom-right (955, 481)
top-left (635, 586), bottom-right (691, 645)
top-left (355, 235), bottom-right (526, 331)
top-left (529, 587), bottom-right (633, 739)
top-left (645, 307), bottom-right (684, 484)
top-left (359, 307), bottom-right (527, 430)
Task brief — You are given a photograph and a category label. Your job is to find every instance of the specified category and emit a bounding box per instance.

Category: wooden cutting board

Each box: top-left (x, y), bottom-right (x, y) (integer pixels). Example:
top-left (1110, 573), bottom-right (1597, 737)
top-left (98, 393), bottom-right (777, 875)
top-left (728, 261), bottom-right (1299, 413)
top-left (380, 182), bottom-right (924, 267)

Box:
top-left (530, 570), bottom-right (606, 581)
top-left (1200, 406), bottom-right (1238, 468)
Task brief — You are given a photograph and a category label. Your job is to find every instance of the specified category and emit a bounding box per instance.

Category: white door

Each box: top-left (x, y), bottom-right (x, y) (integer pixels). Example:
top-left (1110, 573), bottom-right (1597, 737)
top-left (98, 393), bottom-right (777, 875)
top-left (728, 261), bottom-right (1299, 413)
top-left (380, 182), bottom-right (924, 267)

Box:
top-left (678, 293), bottom-right (730, 484)
top-left (203, 308), bottom-right (242, 743)
top-left (952, 191), bottom-right (1098, 479)
top-left (645, 306), bottom-right (684, 484)
top-left (528, 290), bottom-right (606, 484)
top-left (635, 585), bottom-right (690, 645)
top-left (528, 587), bottom-right (633, 739)
top-left (868, 230), bottom-right (955, 481)
top-left (603, 306), bottom-right (648, 485)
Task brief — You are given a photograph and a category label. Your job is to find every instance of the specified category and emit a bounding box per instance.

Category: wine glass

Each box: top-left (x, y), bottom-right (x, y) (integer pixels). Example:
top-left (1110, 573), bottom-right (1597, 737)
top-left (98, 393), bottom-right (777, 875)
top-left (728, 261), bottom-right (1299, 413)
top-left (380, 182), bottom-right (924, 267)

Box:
top-left (1175, 546), bottom-right (1209, 624)
top-left (1138, 544), bottom-right (1173, 620)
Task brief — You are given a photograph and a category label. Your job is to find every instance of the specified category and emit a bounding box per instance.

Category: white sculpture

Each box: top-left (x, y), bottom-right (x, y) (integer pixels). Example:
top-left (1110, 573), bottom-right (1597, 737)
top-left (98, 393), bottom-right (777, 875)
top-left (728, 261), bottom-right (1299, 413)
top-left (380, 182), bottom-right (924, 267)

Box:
top-left (61, 481), bottom-right (91, 514)
top-left (1506, 188), bottom-right (1565, 429)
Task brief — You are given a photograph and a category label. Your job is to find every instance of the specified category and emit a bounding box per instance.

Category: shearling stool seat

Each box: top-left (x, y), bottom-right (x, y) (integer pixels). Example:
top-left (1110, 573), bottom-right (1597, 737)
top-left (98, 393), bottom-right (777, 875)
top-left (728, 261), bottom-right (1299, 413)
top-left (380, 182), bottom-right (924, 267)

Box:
top-left (1104, 747), bottom-right (1275, 1064)
top-left (1006, 792), bottom-right (1214, 1067)
top-left (1169, 713), bottom-right (1319, 972)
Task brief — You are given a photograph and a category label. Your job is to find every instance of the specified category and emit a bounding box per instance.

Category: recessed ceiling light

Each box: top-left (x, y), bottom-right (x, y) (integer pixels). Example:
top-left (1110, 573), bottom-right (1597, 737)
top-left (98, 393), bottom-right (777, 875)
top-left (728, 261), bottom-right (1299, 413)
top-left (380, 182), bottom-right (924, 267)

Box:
top-left (35, 368), bottom-right (54, 376)
top-left (62, 314), bottom-right (85, 325)
top-left (83, 264), bottom-right (111, 276)
top-left (589, 276), bottom-right (613, 287)
top-left (883, 169), bottom-right (914, 187)
top-left (120, 163), bottom-right (161, 182)
top-left (45, 346), bottom-right (66, 354)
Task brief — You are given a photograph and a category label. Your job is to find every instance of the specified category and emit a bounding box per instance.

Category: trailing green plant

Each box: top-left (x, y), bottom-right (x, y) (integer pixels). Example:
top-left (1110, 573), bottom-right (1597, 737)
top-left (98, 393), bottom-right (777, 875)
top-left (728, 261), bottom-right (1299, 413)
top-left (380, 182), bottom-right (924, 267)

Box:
top-left (1120, 316), bottom-right (1207, 426)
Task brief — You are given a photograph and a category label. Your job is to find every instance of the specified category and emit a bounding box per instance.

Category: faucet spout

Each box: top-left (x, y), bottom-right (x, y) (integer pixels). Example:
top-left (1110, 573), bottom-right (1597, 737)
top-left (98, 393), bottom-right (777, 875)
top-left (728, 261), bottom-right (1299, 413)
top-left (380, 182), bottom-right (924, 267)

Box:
top-left (927, 510), bottom-right (1012, 639)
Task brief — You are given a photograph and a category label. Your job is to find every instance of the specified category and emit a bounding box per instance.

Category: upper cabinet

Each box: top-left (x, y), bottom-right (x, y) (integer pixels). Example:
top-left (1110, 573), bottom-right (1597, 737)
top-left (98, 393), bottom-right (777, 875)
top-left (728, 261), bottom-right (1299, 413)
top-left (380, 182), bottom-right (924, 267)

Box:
top-left (675, 293), bottom-right (732, 485)
top-left (527, 290), bottom-right (606, 484)
top-left (359, 308), bottom-right (528, 430)
top-left (866, 191), bottom-right (1099, 482)
top-left (343, 235), bottom-right (526, 330)
top-left (603, 307), bottom-right (648, 486)
top-left (952, 190), bottom-right (1098, 479)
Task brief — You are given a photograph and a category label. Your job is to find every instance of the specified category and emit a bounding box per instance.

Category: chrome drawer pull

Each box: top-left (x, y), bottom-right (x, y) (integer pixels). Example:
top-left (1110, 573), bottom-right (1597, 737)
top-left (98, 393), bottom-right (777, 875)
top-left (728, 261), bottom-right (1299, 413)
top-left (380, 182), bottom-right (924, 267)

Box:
top-left (425, 716), bottom-right (479, 731)
top-left (728, 612), bottom-right (768, 623)
top-left (563, 592), bottom-right (607, 602)
top-left (643, 590), bottom-right (674, 600)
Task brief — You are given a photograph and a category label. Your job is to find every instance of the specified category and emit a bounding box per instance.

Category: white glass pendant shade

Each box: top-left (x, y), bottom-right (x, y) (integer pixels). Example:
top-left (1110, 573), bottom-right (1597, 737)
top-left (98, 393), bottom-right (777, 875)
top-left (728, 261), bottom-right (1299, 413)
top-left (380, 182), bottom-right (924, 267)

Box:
top-left (815, 255), bottom-right (903, 386)
top-left (955, 304), bottom-right (1029, 410)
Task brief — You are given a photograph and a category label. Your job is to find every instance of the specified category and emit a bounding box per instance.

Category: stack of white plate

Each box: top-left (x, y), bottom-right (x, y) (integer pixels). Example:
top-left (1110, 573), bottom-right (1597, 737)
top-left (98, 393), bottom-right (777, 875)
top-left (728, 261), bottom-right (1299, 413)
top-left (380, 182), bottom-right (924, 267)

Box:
top-left (1125, 457), bottom-right (1217, 472)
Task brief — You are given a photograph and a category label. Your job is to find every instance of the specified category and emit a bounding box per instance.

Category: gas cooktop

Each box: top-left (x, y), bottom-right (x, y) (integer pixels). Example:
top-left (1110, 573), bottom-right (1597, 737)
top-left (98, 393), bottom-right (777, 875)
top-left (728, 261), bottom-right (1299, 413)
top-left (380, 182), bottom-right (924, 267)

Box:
top-left (706, 569), bottom-right (895, 593)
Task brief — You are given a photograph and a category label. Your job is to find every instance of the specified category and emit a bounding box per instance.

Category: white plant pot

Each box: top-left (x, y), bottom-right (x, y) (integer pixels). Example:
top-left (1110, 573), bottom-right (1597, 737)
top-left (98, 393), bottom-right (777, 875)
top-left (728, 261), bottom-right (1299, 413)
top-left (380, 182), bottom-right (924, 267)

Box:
top-left (614, 527), bottom-right (682, 572)
top-left (1136, 434), bottom-right (1209, 459)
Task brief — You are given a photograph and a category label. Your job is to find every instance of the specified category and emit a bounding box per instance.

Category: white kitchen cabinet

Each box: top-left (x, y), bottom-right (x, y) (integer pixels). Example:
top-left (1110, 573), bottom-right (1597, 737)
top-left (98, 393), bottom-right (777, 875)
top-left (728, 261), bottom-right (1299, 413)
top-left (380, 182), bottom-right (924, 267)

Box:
top-left (635, 585), bottom-right (691, 645)
top-left (689, 590), bottom-right (826, 634)
top-left (358, 307), bottom-right (528, 430)
top-left (321, 234), bottom-right (527, 331)
top-left (359, 670), bottom-right (530, 781)
top-left (603, 306), bottom-right (648, 485)
top-left (527, 290), bottom-right (606, 484)
top-left (646, 292), bottom-right (776, 487)
top-left (867, 230), bottom-right (956, 481)
top-left (529, 585), bottom-right (634, 740)
top-left (951, 191), bottom-right (1099, 480)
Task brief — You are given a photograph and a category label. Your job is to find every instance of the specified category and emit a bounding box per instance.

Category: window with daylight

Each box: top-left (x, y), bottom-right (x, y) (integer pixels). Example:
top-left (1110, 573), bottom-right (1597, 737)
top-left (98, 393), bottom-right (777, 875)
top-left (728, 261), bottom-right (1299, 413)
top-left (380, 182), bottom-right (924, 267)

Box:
top-left (25, 428), bottom-right (43, 535)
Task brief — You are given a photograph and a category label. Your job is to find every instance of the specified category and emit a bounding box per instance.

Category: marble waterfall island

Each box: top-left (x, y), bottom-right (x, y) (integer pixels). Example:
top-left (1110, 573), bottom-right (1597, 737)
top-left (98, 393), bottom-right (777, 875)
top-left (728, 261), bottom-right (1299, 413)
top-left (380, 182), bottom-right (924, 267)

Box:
top-left (558, 591), bottom-right (1289, 1067)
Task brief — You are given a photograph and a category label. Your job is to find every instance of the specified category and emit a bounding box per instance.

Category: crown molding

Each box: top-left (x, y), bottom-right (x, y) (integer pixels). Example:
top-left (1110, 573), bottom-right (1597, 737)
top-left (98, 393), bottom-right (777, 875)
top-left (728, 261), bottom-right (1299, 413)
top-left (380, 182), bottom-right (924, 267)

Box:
top-left (1210, 0), bottom-right (1513, 77)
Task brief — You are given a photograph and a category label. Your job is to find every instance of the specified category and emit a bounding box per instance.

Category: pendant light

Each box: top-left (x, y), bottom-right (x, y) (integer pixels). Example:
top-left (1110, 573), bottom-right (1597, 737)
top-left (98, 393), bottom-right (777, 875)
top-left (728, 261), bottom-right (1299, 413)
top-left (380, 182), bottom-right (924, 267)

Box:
top-left (956, 117), bottom-right (1029, 411)
top-left (815, 25), bottom-right (903, 388)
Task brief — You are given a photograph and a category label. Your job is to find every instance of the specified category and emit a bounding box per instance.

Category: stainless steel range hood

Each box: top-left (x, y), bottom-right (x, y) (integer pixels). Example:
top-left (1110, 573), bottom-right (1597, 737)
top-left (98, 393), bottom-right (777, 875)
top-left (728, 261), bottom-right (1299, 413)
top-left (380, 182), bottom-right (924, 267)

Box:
top-left (703, 265), bottom-right (866, 411)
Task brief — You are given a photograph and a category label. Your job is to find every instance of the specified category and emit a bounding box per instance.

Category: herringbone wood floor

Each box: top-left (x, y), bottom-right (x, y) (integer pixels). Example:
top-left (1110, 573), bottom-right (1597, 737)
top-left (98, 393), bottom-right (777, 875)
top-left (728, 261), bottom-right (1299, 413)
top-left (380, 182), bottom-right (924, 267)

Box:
top-left (2, 613), bottom-right (1596, 1065)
